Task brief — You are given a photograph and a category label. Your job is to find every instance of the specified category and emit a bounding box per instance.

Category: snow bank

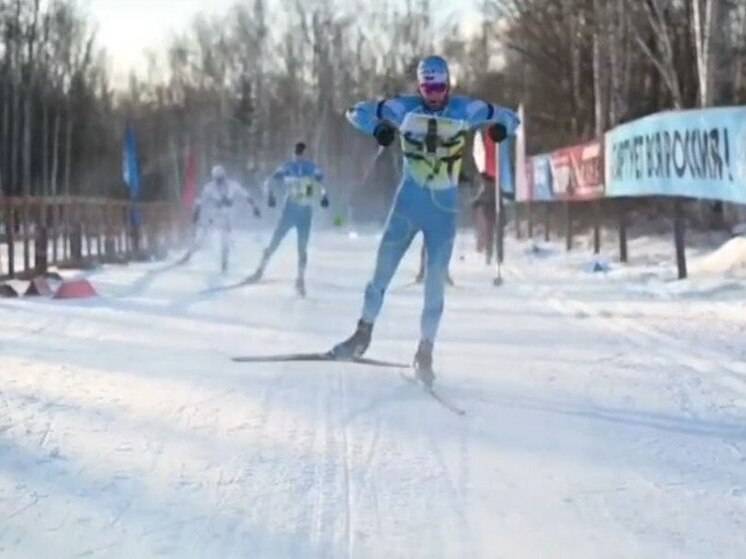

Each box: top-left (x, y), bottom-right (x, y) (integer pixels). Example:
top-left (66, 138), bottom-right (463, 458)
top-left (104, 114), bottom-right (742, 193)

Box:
top-left (689, 236), bottom-right (746, 276)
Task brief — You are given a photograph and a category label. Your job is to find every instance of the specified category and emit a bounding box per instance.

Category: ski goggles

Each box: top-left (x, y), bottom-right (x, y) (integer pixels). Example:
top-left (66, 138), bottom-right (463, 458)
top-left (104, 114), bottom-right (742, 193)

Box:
top-left (419, 82), bottom-right (448, 95)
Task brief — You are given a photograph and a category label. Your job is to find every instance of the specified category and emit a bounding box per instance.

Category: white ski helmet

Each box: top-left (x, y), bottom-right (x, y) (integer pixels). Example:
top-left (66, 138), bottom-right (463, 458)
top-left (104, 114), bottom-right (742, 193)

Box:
top-left (211, 165), bottom-right (227, 181)
top-left (417, 55), bottom-right (450, 88)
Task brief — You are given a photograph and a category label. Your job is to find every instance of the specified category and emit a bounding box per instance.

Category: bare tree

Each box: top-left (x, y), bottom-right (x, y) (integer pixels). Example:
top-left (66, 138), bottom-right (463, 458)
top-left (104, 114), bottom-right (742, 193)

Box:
top-left (691, 0), bottom-right (718, 106)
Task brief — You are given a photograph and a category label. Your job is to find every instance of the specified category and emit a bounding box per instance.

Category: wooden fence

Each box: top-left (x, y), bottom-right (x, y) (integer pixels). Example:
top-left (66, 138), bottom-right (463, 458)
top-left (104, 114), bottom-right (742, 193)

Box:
top-left (1, 196), bottom-right (184, 280)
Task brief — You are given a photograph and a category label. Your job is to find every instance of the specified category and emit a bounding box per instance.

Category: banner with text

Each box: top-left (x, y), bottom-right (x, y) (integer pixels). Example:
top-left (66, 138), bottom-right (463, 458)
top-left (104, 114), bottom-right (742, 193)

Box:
top-left (550, 140), bottom-right (604, 200)
top-left (605, 106), bottom-right (746, 204)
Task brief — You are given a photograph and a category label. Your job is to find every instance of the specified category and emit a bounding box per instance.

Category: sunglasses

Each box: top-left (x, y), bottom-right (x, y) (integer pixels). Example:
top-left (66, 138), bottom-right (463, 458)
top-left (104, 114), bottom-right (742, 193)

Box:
top-left (420, 82), bottom-right (448, 94)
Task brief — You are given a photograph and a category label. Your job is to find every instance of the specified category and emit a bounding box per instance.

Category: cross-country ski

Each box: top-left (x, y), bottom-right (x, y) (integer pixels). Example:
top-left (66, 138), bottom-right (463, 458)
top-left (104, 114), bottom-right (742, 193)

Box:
top-left (232, 351), bottom-right (409, 369)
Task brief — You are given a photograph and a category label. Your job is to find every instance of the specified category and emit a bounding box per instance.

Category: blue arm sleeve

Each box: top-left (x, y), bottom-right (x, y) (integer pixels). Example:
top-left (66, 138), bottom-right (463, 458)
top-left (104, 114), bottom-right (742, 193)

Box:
top-left (462, 97), bottom-right (520, 134)
top-left (267, 164), bottom-right (289, 195)
top-left (313, 165), bottom-right (324, 182)
top-left (271, 163), bottom-right (288, 181)
top-left (345, 96), bottom-right (416, 135)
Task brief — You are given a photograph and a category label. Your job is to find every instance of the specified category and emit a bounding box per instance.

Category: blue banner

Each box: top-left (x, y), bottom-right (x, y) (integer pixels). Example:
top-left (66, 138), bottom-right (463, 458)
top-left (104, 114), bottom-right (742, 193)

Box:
top-left (530, 153), bottom-right (555, 201)
top-left (604, 107), bottom-right (746, 204)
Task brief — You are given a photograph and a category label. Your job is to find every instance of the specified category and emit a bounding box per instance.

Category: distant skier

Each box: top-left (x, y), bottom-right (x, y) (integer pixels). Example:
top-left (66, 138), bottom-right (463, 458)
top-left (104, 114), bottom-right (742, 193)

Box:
top-left (472, 172), bottom-right (497, 265)
top-left (331, 55), bottom-right (519, 387)
top-left (247, 142), bottom-right (329, 296)
top-left (189, 164), bottom-right (260, 272)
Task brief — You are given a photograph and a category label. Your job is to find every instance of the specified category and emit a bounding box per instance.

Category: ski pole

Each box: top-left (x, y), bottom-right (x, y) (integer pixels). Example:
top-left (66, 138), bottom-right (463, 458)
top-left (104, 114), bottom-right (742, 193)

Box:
top-left (360, 146), bottom-right (385, 188)
top-left (343, 146), bottom-right (385, 226)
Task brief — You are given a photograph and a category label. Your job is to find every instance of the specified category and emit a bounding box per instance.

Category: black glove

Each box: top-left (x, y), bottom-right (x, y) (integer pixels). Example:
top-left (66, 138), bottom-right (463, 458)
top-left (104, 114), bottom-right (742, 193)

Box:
top-left (320, 194), bottom-right (329, 209)
top-left (268, 192), bottom-right (276, 208)
top-left (487, 123), bottom-right (507, 143)
top-left (373, 123), bottom-right (396, 147)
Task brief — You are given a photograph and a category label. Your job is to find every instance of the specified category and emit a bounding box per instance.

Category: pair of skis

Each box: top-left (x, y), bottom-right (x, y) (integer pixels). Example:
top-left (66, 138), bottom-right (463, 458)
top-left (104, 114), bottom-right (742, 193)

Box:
top-left (201, 275), bottom-right (307, 298)
top-left (201, 274), bottom-right (261, 294)
top-left (231, 352), bottom-right (465, 416)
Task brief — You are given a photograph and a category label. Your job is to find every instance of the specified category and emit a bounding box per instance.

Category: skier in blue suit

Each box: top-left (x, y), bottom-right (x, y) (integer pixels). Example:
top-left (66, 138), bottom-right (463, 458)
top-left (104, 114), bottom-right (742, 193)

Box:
top-left (331, 55), bottom-right (519, 386)
top-left (249, 142), bottom-right (328, 296)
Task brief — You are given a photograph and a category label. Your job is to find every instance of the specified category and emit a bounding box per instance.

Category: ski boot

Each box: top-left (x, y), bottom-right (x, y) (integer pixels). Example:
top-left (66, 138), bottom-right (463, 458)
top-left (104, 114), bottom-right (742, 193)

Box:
top-left (295, 277), bottom-right (306, 297)
top-left (330, 320), bottom-right (373, 359)
top-left (413, 340), bottom-right (435, 389)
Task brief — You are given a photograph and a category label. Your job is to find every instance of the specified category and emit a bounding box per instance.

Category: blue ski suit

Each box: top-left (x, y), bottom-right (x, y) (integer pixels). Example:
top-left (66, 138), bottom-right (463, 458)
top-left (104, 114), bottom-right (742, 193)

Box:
top-left (347, 95), bottom-right (519, 342)
top-left (262, 158), bottom-right (326, 279)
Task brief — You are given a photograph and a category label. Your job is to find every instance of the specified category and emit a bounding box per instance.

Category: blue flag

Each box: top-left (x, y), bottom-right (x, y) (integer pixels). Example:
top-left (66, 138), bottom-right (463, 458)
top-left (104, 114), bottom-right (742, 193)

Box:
top-left (123, 124), bottom-right (141, 200)
top-left (123, 124), bottom-right (142, 226)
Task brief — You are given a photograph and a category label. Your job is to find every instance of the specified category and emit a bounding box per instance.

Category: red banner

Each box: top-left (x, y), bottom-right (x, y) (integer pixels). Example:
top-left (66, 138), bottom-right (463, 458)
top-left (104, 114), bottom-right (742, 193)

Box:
top-left (549, 140), bottom-right (604, 201)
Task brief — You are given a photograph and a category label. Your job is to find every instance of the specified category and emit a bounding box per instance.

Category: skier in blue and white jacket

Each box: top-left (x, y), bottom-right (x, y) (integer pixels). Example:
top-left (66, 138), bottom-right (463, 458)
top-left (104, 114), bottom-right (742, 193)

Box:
top-left (330, 55), bottom-right (519, 386)
top-left (248, 142), bottom-right (328, 296)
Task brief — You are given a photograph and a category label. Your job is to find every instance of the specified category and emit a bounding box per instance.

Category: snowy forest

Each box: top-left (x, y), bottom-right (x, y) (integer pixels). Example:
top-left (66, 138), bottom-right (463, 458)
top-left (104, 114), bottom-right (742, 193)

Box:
top-left (2, 0), bottom-right (746, 203)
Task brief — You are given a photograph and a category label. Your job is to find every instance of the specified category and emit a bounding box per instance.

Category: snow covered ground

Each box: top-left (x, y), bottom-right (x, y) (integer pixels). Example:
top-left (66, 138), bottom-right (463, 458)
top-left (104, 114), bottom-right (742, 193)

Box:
top-left (1, 226), bottom-right (746, 558)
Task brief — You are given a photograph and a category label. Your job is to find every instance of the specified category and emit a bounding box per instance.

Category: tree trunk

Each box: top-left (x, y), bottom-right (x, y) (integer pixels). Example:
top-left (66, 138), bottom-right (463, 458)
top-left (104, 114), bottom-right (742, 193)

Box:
top-left (11, 82), bottom-right (21, 195)
top-left (593, 0), bottom-right (606, 136)
top-left (42, 100), bottom-right (49, 196)
top-left (569, 3), bottom-right (583, 137)
top-left (23, 93), bottom-right (32, 197)
top-left (51, 111), bottom-right (61, 196)
top-left (636, 0), bottom-right (685, 109)
top-left (1, 73), bottom-right (10, 194)
top-left (691, 0), bottom-right (718, 107)
top-left (64, 108), bottom-right (73, 196)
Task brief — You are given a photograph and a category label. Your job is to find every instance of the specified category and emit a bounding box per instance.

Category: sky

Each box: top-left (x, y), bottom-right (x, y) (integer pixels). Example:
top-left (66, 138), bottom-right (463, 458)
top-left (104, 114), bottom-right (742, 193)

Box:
top-left (82, 0), bottom-right (481, 88)
top-left (83, 0), bottom-right (238, 86)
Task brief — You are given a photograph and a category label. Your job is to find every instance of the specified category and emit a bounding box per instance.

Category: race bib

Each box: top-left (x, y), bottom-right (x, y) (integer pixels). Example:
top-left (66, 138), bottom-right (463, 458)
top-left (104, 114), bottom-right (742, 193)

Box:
top-left (399, 113), bottom-right (469, 189)
top-left (285, 177), bottom-right (316, 205)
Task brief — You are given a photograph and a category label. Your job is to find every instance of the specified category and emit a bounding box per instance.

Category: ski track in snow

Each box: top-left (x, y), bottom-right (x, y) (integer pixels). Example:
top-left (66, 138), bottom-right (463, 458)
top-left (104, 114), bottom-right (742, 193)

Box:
top-left (1, 230), bottom-right (746, 558)
top-left (505, 244), bottom-right (746, 420)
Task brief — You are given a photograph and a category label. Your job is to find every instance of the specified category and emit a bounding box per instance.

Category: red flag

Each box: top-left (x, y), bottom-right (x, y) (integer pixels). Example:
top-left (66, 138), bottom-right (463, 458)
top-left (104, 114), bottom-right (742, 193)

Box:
top-left (473, 129), bottom-right (497, 179)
